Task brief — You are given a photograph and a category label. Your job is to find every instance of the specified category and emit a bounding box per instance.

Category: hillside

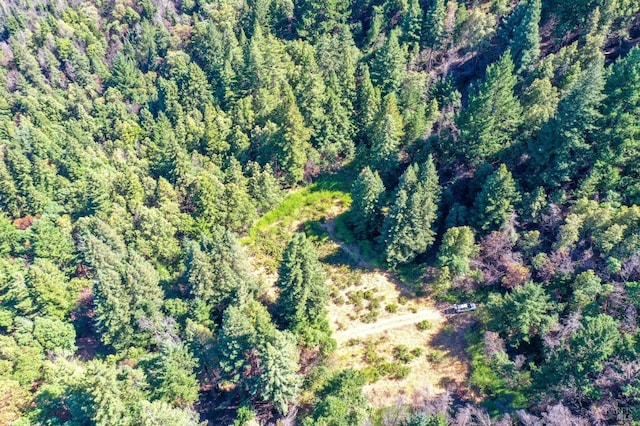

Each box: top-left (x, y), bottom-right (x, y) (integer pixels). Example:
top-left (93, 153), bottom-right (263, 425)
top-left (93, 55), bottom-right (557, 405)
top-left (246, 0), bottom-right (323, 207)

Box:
top-left (0, 0), bottom-right (640, 425)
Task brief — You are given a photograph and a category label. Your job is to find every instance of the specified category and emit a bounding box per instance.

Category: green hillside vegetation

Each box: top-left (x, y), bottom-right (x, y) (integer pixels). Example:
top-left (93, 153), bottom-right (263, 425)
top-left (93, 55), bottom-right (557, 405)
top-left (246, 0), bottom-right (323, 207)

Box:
top-left (0, 0), bottom-right (639, 424)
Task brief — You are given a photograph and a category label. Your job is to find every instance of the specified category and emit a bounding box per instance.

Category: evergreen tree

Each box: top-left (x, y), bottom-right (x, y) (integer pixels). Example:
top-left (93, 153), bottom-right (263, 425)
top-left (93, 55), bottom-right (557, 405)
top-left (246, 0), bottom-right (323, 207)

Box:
top-left (457, 52), bottom-right (522, 164)
top-left (402, 0), bottom-right (424, 46)
top-left (371, 30), bottom-right (407, 96)
top-left (276, 233), bottom-right (331, 347)
top-left (509, 0), bottom-right (541, 74)
top-left (422, 0), bottom-right (447, 49)
top-left (382, 156), bottom-right (441, 267)
top-left (144, 342), bottom-right (199, 408)
top-left (275, 89), bottom-right (311, 186)
top-left (184, 231), bottom-right (253, 315)
top-left (317, 82), bottom-right (355, 163)
top-left (472, 164), bottom-right (521, 233)
top-left (368, 93), bottom-right (404, 184)
top-left (350, 167), bottom-right (386, 240)
top-left (485, 281), bottom-right (557, 347)
top-left (249, 331), bottom-right (302, 414)
top-left (437, 226), bottom-right (477, 276)
top-left (530, 59), bottom-right (605, 188)
top-left (355, 64), bottom-right (381, 143)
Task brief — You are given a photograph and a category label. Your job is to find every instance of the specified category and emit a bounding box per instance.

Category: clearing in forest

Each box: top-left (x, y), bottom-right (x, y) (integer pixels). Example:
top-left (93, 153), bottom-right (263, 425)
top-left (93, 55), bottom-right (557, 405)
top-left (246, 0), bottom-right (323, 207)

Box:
top-left (243, 176), bottom-right (470, 408)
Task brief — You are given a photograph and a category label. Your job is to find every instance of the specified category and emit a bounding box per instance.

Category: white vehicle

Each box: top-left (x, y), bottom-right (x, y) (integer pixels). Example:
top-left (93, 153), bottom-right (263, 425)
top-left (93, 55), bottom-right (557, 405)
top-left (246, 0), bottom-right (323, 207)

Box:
top-left (454, 303), bottom-right (477, 313)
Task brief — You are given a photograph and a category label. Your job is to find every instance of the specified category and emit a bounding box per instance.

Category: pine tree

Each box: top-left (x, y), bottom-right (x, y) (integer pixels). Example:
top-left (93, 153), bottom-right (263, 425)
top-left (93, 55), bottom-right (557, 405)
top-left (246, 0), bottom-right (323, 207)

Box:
top-left (369, 93), bottom-right (404, 184)
top-left (276, 233), bottom-right (331, 347)
top-left (437, 226), bottom-right (477, 276)
top-left (184, 231), bottom-right (253, 315)
top-left (457, 52), bottom-right (522, 164)
top-left (530, 59), bottom-right (605, 188)
top-left (371, 30), bottom-right (407, 96)
top-left (275, 88), bottom-right (311, 186)
top-left (144, 343), bottom-right (199, 408)
top-left (317, 82), bottom-right (355, 163)
top-left (472, 164), bottom-right (521, 233)
top-left (402, 0), bottom-right (424, 46)
top-left (422, 0), bottom-right (447, 49)
top-left (249, 331), bottom-right (302, 414)
top-left (356, 64), bottom-right (381, 143)
top-left (382, 156), bottom-right (441, 267)
top-left (486, 281), bottom-right (557, 347)
top-left (509, 0), bottom-right (541, 74)
top-left (350, 167), bottom-right (386, 240)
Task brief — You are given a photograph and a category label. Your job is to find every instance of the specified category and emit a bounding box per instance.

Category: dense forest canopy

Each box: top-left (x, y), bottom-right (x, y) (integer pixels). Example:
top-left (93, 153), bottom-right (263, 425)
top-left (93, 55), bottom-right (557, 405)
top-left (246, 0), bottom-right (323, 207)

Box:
top-left (0, 0), bottom-right (639, 424)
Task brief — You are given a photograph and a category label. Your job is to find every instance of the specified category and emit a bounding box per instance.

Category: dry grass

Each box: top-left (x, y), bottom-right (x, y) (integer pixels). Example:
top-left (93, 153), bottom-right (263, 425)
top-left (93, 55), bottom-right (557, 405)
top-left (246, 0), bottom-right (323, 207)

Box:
top-left (243, 181), bottom-right (470, 409)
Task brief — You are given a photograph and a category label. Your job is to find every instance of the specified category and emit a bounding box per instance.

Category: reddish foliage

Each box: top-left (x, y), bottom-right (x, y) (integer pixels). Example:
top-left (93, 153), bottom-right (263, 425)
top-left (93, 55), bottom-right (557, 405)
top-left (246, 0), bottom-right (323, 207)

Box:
top-left (12, 214), bottom-right (40, 230)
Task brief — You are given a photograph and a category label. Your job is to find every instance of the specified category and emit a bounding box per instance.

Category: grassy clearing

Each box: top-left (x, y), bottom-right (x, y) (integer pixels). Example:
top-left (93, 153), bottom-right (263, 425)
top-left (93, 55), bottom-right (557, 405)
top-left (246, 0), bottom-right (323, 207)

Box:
top-left (243, 170), bottom-right (471, 410)
top-left (242, 174), bottom-right (352, 272)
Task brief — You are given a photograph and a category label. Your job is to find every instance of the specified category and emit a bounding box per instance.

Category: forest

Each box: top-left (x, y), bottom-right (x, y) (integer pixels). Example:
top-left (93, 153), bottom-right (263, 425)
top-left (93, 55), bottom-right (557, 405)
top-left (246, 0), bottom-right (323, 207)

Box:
top-left (0, 0), bottom-right (639, 424)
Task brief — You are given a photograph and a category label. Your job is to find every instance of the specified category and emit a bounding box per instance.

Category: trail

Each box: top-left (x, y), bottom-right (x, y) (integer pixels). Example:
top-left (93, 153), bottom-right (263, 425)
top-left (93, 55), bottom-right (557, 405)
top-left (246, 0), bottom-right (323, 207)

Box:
top-left (333, 308), bottom-right (443, 343)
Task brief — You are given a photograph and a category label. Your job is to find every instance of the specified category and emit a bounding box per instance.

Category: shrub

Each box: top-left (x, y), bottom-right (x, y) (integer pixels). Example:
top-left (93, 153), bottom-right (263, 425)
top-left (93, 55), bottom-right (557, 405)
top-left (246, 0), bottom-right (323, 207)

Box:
top-left (417, 320), bottom-right (433, 331)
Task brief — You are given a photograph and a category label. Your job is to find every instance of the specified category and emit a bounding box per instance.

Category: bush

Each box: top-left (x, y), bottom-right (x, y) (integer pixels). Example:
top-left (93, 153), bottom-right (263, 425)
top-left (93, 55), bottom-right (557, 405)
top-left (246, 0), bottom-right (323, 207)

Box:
top-left (411, 347), bottom-right (424, 358)
top-left (428, 350), bottom-right (446, 363)
top-left (363, 310), bottom-right (380, 323)
top-left (385, 302), bottom-right (398, 313)
top-left (417, 320), bottom-right (433, 331)
top-left (393, 345), bottom-right (415, 363)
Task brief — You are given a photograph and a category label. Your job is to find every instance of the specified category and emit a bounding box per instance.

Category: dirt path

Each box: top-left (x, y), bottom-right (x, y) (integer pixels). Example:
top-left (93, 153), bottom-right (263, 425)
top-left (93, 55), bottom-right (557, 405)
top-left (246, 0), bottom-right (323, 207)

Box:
top-left (333, 308), bottom-right (443, 343)
top-left (320, 218), bottom-right (370, 269)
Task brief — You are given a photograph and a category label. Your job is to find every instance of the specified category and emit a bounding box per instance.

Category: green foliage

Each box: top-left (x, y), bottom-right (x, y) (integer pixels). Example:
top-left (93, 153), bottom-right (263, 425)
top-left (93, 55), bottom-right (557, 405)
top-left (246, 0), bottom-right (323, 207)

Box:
top-left (472, 164), bottom-right (521, 233)
top-left (485, 282), bottom-right (557, 347)
top-left (276, 233), bottom-right (333, 348)
top-left (350, 167), bottom-right (385, 239)
top-left (457, 53), bottom-right (522, 164)
top-left (33, 317), bottom-right (76, 352)
top-left (303, 369), bottom-right (369, 426)
top-left (143, 343), bottom-right (199, 408)
top-left (383, 156), bottom-right (441, 267)
top-left (437, 226), bottom-right (477, 276)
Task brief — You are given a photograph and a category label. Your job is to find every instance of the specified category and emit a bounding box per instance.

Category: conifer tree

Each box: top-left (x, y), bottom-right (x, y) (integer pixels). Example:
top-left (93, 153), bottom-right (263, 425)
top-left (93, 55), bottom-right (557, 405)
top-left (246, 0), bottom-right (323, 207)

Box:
top-left (457, 52), bottom-right (522, 164)
top-left (369, 93), bottom-right (404, 184)
top-left (509, 0), bottom-right (541, 74)
top-left (275, 88), bottom-right (311, 186)
top-left (402, 0), bottom-right (424, 46)
top-left (422, 0), bottom-right (447, 49)
top-left (437, 226), bottom-right (477, 276)
top-left (276, 233), bottom-right (331, 347)
top-left (317, 83), bottom-right (355, 163)
top-left (355, 64), bottom-right (381, 143)
top-left (472, 164), bottom-right (521, 233)
top-left (249, 331), bottom-right (302, 414)
top-left (371, 30), bottom-right (406, 95)
top-left (145, 342), bottom-right (199, 408)
top-left (350, 167), bottom-right (386, 240)
top-left (530, 59), bottom-right (605, 188)
top-left (382, 156), bottom-right (441, 267)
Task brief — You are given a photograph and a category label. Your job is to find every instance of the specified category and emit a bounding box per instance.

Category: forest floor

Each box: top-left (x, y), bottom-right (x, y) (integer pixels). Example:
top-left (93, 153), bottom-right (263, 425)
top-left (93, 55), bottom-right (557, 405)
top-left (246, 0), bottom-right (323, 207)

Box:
top-left (243, 175), bottom-right (471, 409)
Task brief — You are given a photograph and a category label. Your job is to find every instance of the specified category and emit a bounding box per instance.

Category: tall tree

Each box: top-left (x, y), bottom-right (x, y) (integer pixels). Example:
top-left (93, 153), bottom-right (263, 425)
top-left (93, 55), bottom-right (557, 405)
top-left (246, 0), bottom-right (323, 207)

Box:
top-left (276, 233), bottom-right (331, 347)
top-left (472, 164), bottom-right (521, 233)
top-left (350, 167), bottom-right (386, 239)
top-left (274, 88), bottom-right (312, 186)
top-left (355, 64), bottom-right (381, 144)
top-left (371, 30), bottom-right (407, 96)
top-left (368, 93), bottom-right (404, 184)
top-left (422, 0), bottom-right (447, 49)
top-left (529, 59), bottom-right (605, 188)
top-left (509, 0), bottom-right (542, 74)
top-left (457, 52), bottom-right (522, 164)
top-left (485, 281), bottom-right (557, 347)
top-left (382, 156), bottom-right (441, 267)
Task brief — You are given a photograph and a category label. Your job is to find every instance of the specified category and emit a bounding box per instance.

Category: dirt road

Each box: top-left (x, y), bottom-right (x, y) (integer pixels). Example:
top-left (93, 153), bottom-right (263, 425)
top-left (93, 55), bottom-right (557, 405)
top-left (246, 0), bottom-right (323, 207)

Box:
top-left (333, 308), bottom-right (443, 343)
